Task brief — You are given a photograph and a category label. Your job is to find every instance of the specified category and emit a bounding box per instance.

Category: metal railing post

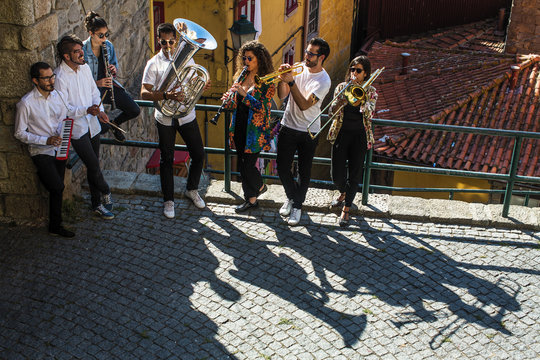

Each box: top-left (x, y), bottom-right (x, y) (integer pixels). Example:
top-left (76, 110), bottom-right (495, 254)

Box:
top-left (502, 136), bottom-right (523, 218)
top-left (224, 111), bottom-right (231, 192)
top-left (361, 148), bottom-right (373, 205)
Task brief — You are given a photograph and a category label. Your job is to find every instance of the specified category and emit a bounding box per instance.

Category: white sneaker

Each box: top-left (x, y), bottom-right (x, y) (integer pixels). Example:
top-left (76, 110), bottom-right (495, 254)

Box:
top-left (185, 190), bottom-right (206, 209)
top-left (279, 199), bottom-right (293, 216)
top-left (288, 208), bottom-right (302, 226)
top-left (163, 200), bottom-right (175, 218)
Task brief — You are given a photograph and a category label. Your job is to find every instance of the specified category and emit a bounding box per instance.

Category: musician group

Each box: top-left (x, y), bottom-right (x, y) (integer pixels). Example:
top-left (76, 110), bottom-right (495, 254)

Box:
top-left (14, 12), bottom-right (379, 237)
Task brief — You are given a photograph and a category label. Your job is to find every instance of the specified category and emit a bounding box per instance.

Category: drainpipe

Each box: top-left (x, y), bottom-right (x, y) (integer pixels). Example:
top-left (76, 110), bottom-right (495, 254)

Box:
top-left (497, 8), bottom-right (506, 32)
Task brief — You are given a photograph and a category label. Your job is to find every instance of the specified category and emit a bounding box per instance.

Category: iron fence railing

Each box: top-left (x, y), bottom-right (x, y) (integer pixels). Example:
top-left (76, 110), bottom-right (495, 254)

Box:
top-left (95, 100), bottom-right (540, 218)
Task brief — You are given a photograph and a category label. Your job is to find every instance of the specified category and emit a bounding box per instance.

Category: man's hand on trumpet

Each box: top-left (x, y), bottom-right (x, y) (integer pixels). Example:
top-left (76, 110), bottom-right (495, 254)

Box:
top-left (278, 63), bottom-right (294, 84)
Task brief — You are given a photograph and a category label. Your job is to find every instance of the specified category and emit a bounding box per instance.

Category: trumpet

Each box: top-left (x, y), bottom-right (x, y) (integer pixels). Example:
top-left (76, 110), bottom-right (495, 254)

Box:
top-left (307, 67), bottom-right (384, 139)
top-left (254, 63), bottom-right (303, 85)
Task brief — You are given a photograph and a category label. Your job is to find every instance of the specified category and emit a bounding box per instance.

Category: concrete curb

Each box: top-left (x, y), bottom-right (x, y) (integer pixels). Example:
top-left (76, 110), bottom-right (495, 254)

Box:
top-left (102, 170), bottom-right (539, 231)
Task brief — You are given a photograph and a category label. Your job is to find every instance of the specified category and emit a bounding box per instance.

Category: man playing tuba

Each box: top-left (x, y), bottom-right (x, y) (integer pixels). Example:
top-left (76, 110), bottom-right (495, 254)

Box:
top-left (140, 22), bottom-right (210, 218)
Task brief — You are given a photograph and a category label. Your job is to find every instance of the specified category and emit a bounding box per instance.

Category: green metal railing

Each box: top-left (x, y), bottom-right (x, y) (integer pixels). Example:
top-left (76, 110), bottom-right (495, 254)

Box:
top-left (97, 100), bottom-right (539, 218)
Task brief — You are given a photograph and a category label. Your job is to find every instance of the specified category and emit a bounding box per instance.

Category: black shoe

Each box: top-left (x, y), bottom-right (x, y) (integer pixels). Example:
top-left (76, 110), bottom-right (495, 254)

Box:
top-left (330, 193), bottom-right (346, 209)
top-left (235, 201), bottom-right (259, 213)
top-left (339, 210), bottom-right (350, 228)
top-left (258, 184), bottom-right (268, 197)
top-left (49, 226), bottom-right (75, 238)
top-left (112, 126), bottom-right (126, 142)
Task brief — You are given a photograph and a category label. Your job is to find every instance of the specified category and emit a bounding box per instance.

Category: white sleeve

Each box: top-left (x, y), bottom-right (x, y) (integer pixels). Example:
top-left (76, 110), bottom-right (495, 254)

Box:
top-left (14, 101), bottom-right (48, 145)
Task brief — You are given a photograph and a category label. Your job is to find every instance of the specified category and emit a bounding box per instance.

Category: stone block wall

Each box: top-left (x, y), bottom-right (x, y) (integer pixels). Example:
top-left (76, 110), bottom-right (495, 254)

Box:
top-left (0, 0), bottom-right (151, 224)
top-left (506, 0), bottom-right (540, 54)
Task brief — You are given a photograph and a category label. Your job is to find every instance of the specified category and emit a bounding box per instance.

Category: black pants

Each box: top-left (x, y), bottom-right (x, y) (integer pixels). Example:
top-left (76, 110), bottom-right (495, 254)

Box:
top-left (71, 132), bottom-right (110, 209)
top-left (276, 126), bottom-right (318, 210)
top-left (331, 129), bottom-right (367, 207)
top-left (156, 119), bottom-right (204, 202)
top-left (32, 155), bottom-right (66, 230)
top-left (234, 134), bottom-right (262, 200)
top-left (99, 85), bottom-right (141, 133)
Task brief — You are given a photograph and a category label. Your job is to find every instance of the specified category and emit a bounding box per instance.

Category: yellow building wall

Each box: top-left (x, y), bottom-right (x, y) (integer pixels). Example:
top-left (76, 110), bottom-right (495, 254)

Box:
top-left (319, 0), bottom-right (355, 85)
top-left (392, 165), bottom-right (491, 203)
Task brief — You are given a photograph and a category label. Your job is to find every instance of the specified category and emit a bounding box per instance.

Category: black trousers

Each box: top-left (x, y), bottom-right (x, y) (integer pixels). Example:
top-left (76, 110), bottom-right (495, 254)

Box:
top-left (99, 85), bottom-right (141, 133)
top-left (32, 155), bottom-right (66, 230)
top-left (276, 126), bottom-right (318, 210)
top-left (71, 132), bottom-right (110, 209)
top-left (331, 129), bottom-right (367, 207)
top-left (234, 134), bottom-right (262, 200)
top-left (156, 119), bottom-right (204, 202)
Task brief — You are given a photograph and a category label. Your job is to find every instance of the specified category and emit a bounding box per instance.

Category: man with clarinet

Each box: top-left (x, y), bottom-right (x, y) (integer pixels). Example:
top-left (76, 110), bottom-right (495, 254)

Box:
top-left (14, 62), bottom-right (75, 237)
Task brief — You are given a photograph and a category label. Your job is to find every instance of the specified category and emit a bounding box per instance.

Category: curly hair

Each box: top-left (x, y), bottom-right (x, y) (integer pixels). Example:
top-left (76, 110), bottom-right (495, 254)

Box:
top-left (345, 55), bottom-right (372, 82)
top-left (84, 11), bottom-right (108, 33)
top-left (234, 40), bottom-right (274, 78)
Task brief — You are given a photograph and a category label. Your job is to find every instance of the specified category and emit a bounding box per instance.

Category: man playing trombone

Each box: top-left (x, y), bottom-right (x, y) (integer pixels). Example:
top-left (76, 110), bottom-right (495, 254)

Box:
top-left (276, 37), bottom-right (331, 226)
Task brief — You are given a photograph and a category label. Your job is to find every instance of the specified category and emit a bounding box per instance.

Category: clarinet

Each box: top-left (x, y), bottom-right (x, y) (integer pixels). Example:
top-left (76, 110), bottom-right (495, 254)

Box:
top-left (210, 66), bottom-right (249, 125)
top-left (101, 44), bottom-right (116, 110)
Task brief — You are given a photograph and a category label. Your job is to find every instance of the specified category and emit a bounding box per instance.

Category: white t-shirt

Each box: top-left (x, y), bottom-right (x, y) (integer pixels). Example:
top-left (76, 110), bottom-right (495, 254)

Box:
top-left (141, 49), bottom-right (196, 126)
top-left (281, 64), bottom-right (331, 133)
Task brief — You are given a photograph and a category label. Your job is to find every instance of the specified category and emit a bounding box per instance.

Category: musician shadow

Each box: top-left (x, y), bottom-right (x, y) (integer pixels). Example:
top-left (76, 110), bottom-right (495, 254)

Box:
top-left (269, 214), bottom-right (523, 349)
top-left (204, 214), bottom-right (367, 348)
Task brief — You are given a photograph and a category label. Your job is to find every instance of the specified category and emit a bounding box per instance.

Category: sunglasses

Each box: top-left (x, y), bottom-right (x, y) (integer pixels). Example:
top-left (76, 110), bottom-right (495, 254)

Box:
top-left (96, 32), bottom-right (110, 39)
top-left (38, 74), bottom-right (56, 81)
top-left (242, 56), bottom-right (253, 62)
top-left (304, 50), bottom-right (321, 57)
top-left (160, 39), bottom-right (176, 46)
top-left (350, 68), bottom-right (364, 74)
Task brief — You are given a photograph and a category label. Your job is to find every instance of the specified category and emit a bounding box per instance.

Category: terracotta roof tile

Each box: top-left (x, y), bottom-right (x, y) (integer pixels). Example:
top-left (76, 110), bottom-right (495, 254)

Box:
top-left (369, 20), bottom-right (540, 179)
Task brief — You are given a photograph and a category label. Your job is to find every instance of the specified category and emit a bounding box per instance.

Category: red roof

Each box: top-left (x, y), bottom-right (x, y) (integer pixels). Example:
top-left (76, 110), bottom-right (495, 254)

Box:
top-left (368, 20), bottom-right (540, 178)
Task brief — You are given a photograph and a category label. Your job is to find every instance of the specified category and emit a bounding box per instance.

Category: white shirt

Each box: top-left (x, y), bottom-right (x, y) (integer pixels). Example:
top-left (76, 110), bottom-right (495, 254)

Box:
top-left (281, 64), bottom-right (331, 132)
top-left (141, 49), bottom-right (196, 126)
top-left (54, 61), bottom-right (104, 139)
top-left (15, 87), bottom-right (68, 156)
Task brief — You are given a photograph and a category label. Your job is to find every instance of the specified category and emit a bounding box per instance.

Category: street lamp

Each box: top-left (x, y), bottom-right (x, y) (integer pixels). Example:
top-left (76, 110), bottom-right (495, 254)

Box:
top-left (224, 15), bottom-right (257, 64)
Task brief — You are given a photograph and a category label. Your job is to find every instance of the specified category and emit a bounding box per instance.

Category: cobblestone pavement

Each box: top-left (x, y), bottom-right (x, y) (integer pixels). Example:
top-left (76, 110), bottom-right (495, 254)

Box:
top-left (1, 193), bottom-right (539, 359)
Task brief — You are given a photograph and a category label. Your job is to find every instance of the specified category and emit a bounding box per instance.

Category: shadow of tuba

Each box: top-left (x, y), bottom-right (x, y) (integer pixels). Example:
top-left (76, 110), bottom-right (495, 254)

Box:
top-left (154, 18), bottom-right (217, 117)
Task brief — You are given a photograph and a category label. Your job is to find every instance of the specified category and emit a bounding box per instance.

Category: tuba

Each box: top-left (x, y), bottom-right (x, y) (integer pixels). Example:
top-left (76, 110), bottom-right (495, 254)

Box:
top-left (154, 18), bottom-right (217, 117)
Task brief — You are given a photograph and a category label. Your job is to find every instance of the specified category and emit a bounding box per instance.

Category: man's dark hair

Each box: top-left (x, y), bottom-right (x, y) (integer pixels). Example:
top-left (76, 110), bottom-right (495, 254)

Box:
top-left (30, 62), bottom-right (52, 80)
top-left (308, 37), bottom-right (330, 64)
top-left (56, 34), bottom-right (83, 63)
top-left (157, 23), bottom-right (176, 38)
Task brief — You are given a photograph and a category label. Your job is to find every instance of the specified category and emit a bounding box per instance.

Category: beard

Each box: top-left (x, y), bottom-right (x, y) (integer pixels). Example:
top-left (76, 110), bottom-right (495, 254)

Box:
top-left (305, 58), bottom-right (317, 68)
top-left (38, 83), bottom-right (54, 92)
top-left (71, 54), bottom-right (85, 65)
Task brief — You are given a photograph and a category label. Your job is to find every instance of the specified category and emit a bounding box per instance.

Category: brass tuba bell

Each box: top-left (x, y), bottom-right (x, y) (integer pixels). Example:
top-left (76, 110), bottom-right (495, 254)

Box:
top-left (154, 18), bottom-right (217, 117)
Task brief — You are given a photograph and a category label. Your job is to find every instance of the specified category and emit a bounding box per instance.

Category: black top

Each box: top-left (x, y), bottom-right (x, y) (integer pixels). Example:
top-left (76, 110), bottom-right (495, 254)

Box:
top-left (341, 103), bottom-right (364, 132)
top-left (97, 48), bottom-right (107, 85)
top-left (234, 95), bottom-right (250, 151)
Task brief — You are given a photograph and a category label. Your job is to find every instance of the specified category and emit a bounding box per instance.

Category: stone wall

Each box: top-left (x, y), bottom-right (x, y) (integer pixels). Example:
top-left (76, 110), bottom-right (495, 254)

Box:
top-left (506, 0), bottom-right (540, 54)
top-left (0, 0), bottom-right (151, 224)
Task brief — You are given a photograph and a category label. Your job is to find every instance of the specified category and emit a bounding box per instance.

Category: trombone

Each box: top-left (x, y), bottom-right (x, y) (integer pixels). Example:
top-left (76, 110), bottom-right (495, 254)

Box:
top-left (307, 67), bottom-right (384, 139)
top-left (254, 63), bottom-right (304, 85)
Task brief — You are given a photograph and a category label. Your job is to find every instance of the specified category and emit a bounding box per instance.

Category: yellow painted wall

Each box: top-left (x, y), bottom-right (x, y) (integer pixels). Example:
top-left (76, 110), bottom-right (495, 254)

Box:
top-left (319, 0), bottom-right (355, 85)
top-left (392, 164), bottom-right (491, 203)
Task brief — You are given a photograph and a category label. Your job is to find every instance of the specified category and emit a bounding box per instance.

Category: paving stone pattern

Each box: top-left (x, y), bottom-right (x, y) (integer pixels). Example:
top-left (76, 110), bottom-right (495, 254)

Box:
top-left (1, 194), bottom-right (539, 359)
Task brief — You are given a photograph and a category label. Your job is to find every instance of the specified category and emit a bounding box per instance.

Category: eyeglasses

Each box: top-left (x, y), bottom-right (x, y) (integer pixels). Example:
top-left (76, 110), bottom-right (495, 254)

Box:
top-left (160, 39), bottom-right (176, 46)
top-left (242, 56), bottom-right (253, 62)
top-left (38, 74), bottom-right (56, 81)
top-left (350, 68), bottom-right (364, 74)
top-left (96, 32), bottom-right (110, 39)
top-left (304, 50), bottom-right (321, 57)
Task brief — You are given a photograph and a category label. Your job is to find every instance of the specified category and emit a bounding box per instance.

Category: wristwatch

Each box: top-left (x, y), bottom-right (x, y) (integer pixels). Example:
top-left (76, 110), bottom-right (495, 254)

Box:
top-left (288, 80), bottom-right (295, 87)
top-left (163, 91), bottom-right (168, 100)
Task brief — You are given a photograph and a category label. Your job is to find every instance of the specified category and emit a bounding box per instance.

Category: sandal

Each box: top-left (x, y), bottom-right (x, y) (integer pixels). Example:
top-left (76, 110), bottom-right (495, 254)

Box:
top-left (339, 208), bottom-right (350, 228)
top-left (330, 192), bottom-right (346, 208)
